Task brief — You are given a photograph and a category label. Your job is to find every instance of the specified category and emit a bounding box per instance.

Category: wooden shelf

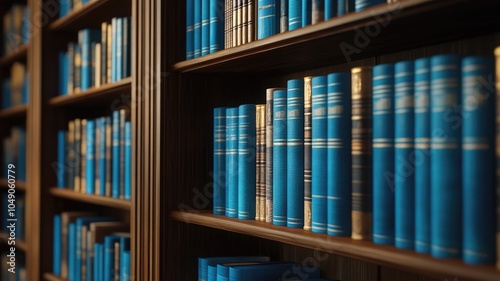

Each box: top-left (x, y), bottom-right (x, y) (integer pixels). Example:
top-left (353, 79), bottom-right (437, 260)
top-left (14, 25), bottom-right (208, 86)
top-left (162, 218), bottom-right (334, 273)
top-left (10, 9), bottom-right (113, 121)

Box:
top-left (0, 105), bottom-right (28, 119)
top-left (48, 77), bottom-right (132, 107)
top-left (173, 0), bottom-right (500, 74)
top-left (0, 179), bottom-right (27, 191)
top-left (49, 187), bottom-right (131, 210)
top-left (170, 210), bottom-right (500, 281)
top-left (0, 44), bottom-right (28, 68)
top-left (43, 273), bottom-right (66, 281)
top-left (0, 232), bottom-right (27, 252)
top-left (48, 0), bottom-right (131, 31)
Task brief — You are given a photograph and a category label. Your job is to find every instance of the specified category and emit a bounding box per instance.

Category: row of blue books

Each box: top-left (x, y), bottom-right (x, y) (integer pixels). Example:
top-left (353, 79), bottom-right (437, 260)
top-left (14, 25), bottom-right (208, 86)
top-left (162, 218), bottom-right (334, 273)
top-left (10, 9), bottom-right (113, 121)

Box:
top-left (213, 52), bottom-right (499, 266)
top-left (2, 126), bottom-right (26, 181)
top-left (52, 212), bottom-right (130, 281)
top-left (185, 0), bottom-right (386, 59)
top-left (59, 0), bottom-right (97, 18)
top-left (1, 251), bottom-right (26, 281)
top-left (1, 62), bottom-right (29, 109)
top-left (58, 17), bottom-right (132, 95)
top-left (1, 191), bottom-right (25, 240)
top-left (198, 255), bottom-right (337, 281)
top-left (55, 110), bottom-right (132, 200)
top-left (2, 4), bottom-right (29, 56)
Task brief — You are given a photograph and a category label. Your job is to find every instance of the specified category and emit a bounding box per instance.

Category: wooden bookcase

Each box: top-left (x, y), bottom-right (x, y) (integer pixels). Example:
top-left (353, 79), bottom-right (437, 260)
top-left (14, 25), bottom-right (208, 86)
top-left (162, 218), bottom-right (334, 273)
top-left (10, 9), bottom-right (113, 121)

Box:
top-left (161, 0), bottom-right (500, 281)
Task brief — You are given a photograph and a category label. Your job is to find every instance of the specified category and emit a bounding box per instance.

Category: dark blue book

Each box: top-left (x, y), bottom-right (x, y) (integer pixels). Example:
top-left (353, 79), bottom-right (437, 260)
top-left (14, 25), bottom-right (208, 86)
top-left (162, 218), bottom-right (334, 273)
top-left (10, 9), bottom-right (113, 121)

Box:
top-left (69, 223), bottom-right (77, 281)
top-left (394, 61), bottom-right (415, 250)
top-left (124, 121), bottom-right (131, 200)
top-left (288, 0), bottom-right (302, 31)
top-left (257, 0), bottom-right (279, 39)
top-left (22, 7), bottom-right (29, 44)
top-left (273, 89), bottom-right (287, 226)
top-left (372, 64), bottom-right (394, 245)
top-left (280, 0), bottom-right (288, 32)
top-left (80, 29), bottom-right (101, 91)
top-left (202, 0), bottom-right (210, 56)
top-left (60, 0), bottom-right (70, 17)
top-left (326, 72), bottom-right (351, 237)
top-left (199, 256), bottom-right (270, 281)
top-left (312, 0), bottom-right (324, 24)
top-left (118, 233), bottom-right (130, 281)
top-left (461, 56), bottom-right (495, 265)
top-left (99, 117), bottom-right (107, 196)
top-left (186, 0), bottom-right (194, 59)
top-left (209, 0), bottom-right (224, 53)
top-left (311, 75), bottom-right (327, 233)
top-left (355, 0), bottom-right (384, 12)
top-left (228, 262), bottom-right (320, 281)
top-left (123, 17), bottom-right (131, 78)
top-left (194, 0), bottom-right (202, 58)
top-left (213, 108), bottom-right (227, 215)
top-left (287, 79), bottom-right (304, 228)
top-left (225, 107), bottom-right (239, 218)
top-left (119, 110), bottom-right (126, 199)
top-left (103, 233), bottom-right (125, 281)
top-left (94, 243), bottom-right (102, 281)
top-left (57, 130), bottom-right (67, 188)
top-left (121, 250), bottom-right (130, 281)
top-left (414, 57), bottom-right (431, 254)
top-left (430, 54), bottom-right (461, 259)
top-left (238, 104), bottom-right (256, 220)
top-left (112, 110), bottom-right (121, 198)
top-left (59, 52), bottom-right (69, 95)
top-left (324, 0), bottom-right (337, 20)
top-left (303, 0), bottom-right (312, 26)
top-left (22, 70), bottom-right (29, 105)
top-left (86, 120), bottom-right (96, 194)
top-left (53, 214), bottom-right (62, 275)
top-left (337, 0), bottom-right (354, 16)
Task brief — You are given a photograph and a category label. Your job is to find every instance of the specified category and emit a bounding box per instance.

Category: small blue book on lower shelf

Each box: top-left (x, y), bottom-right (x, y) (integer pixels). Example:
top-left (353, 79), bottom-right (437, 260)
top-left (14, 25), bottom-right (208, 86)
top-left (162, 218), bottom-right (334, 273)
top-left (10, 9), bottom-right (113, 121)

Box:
top-left (198, 256), bottom-right (270, 281)
top-left (228, 262), bottom-right (320, 281)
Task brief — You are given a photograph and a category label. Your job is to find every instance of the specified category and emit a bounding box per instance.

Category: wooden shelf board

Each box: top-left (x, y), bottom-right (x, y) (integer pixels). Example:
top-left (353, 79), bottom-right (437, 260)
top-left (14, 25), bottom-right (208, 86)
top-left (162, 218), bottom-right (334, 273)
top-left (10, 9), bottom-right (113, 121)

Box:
top-left (0, 179), bottom-right (27, 191)
top-left (43, 273), bottom-right (66, 281)
top-left (173, 0), bottom-right (500, 74)
top-left (170, 210), bottom-right (500, 281)
top-left (0, 105), bottom-right (28, 119)
top-left (0, 44), bottom-right (28, 68)
top-left (48, 77), bottom-right (132, 107)
top-left (49, 187), bottom-right (131, 210)
top-left (48, 0), bottom-right (131, 31)
top-left (0, 232), bottom-right (27, 252)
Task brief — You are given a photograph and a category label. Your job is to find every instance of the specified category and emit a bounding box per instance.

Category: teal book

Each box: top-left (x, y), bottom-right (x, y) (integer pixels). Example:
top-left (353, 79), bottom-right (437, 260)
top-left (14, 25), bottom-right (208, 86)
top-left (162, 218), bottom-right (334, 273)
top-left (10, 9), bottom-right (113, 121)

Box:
top-left (198, 256), bottom-right (270, 281)
top-left (186, 0), bottom-right (194, 59)
top-left (273, 89), bottom-right (287, 226)
top-left (225, 107), bottom-right (239, 218)
top-left (289, 0), bottom-right (302, 30)
top-left (79, 29), bottom-right (101, 91)
top-left (119, 110), bottom-right (126, 199)
top-left (57, 130), bottom-right (67, 187)
top-left (194, 0), bottom-right (202, 57)
top-left (209, 0), bottom-right (224, 53)
top-left (112, 110), bottom-right (121, 198)
top-left (202, 0), bottom-right (210, 56)
top-left (302, 0), bottom-right (312, 26)
top-left (213, 107), bottom-right (227, 215)
top-left (228, 262), bottom-right (320, 281)
top-left (124, 121), bottom-right (132, 200)
top-left (238, 104), bottom-right (257, 220)
top-left (53, 214), bottom-right (62, 275)
top-left (86, 120), bottom-right (96, 194)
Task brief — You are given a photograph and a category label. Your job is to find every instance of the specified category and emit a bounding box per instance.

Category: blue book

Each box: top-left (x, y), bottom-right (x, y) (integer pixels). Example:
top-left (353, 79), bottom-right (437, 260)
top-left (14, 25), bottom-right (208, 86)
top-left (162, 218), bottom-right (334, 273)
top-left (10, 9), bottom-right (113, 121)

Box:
top-left (112, 111), bottom-right (121, 198)
top-left (225, 107), bottom-right (239, 218)
top-left (324, 0), bottom-right (337, 20)
top-left (18, 128), bottom-right (26, 181)
top-left (228, 262), bottom-right (320, 281)
top-left (69, 223), bottom-right (77, 281)
top-left (287, 79), bottom-right (304, 228)
top-left (99, 117), bottom-right (107, 196)
top-left (288, 0), bottom-right (302, 31)
top-left (355, 0), bottom-right (384, 12)
top-left (194, 0), bottom-right (202, 58)
top-left (199, 256), bottom-right (269, 281)
top-left (209, 0), bottom-right (224, 53)
top-left (60, 0), bottom-right (70, 17)
top-left (59, 52), bottom-right (68, 95)
top-left (326, 73), bottom-right (351, 237)
top-left (461, 56), bottom-right (495, 265)
top-left (80, 29), bottom-right (100, 91)
top-left (201, 0), bottom-right (210, 56)
top-left (124, 17), bottom-right (132, 78)
top-left (124, 121), bottom-right (132, 200)
top-left (119, 110), bottom-right (126, 199)
top-left (258, 0), bottom-right (279, 40)
top-left (118, 234), bottom-right (131, 281)
top-left (94, 243), bottom-right (102, 281)
top-left (57, 130), bottom-right (67, 188)
top-left (22, 70), bottom-right (29, 105)
top-left (430, 54), bottom-right (461, 259)
top-left (280, 0), bottom-right (288, 32)
top-left (86, 120), bottom-right (96, 194)
top-left (337, 0), bottom-right (354, 16)
top-left (414, 57), bottom-right (431, 254)
top-left (213, 108), bottom-right (227, 215)
top-left (116, 18), bottom-right (123, 81)
top-left (103, 234), bottom-right (123, 281)
top-left (121, 250), bottom-right (130, 281)
top-left (216, 261), bottom-right (271, 281)
top-left (273, 89), bottom-right (287, 226)
top-left (2, 79), bottom-right (11, 108)
top-left (302, 0), bottom-right (312, 26)
top-left (238, 104), bottom-right (256, 220)
top-left (186, 0), bottom-right (195, 59)
top-left (372, 64), bottom-right (394, 245)
top-left (22, 7), bottom-right (29, 44)
top-left (394, 61), bottom-right (415, 250)
top-left (311, 75), bottom-right (327, 233)
top-left (53, 214), bottom-right (62, 275)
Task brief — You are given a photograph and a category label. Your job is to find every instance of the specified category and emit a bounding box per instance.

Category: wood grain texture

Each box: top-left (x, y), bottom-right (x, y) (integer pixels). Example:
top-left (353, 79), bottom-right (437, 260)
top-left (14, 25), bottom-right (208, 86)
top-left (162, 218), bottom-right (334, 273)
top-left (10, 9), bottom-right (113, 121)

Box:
top-left (49, 187), bottom-right (131, 210)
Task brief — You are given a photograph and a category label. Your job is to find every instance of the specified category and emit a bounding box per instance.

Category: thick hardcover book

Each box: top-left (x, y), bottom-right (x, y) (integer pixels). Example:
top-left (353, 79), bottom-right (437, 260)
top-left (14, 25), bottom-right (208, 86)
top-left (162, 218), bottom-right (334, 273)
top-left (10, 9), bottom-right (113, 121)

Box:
top-left (74, 119), bottom-right (82, 192)
top-left (209, 0), bottom-right (224, 53)
top-left (311, 75), bottom-right (327, 233)
top-left (241, 0), bottom-right (248, 45)
top-left (57, 130), bottom-right (67, 188)
top-left (266, 88), bottom-right (283, 223)
top-left (351, 66), bottom-right (373, 241)
top-left (337, 0), bottom-right (355, 16)
top-left (86, 120), bottom-right (96, 194)
top-left (236, 0), bottom-right (243, 46)
top-left (226, 107), bottom-right (239, 218)
top-left (101, 22), bottom-right (108, 84)
top-left (257, 0), bottom-right (279, 40)
top-left (199, 256), bottom-right (270, 281)
top-left (80, 29), bottom-right (100, 91)
top-left (124, 121), bottom-right (132, 200)
top-left (496, 47), bottom-right (500, 270)
top-left (372, 64), bottom-right (394, 245)
top-left (228, 262), bottom-right (320, 281)
top-left (112, 111), bottom-right (121, 198)
top-left (247, 0), bottom-right (255, 42)
top-left (187, 0), bottom-right (195, 59)
top-left (74, 44), bottom-right (82, 93)
top-left (302, 0), bottom-right (312, 26)
top-left (53, 215), bottom-right (62, 275)
top-left (91, 223), bottom-right (128, 281)
top-left (214, 108), bottom-right (227, 215)
top-left (106, 116), bottom-right (113, 197)
top-left (312, 0), bottom-right (324, 24)
top-left (123, 17), bottom-right (131, 78)
top-left (462, 56), bottom-right (495, 265)
top-left (289, 0), bottom-right (302, 31)
top-left (225, 0), bottom-right (233, 48)
top-left (81, 120), bottom-right (87, 193)
top-left (238, 104), bottom-right (257, 220)
top-left (327, 72), bottom-right (351, 237)
top-left (355, 0), bottom-right (384, 12)
top-left (303, 77), bottom-right (312, 231)
top-left (324, 0), bottom-right (336, 20)
top-left (119, 110), bottom-right (126, 199)
top-left (68, 121), bottom-right (75, 190)
top-left (202, 0), bottom-right (210, 56)
top-left (394, 61), bottom-right (414, 250)
top-left (273, 89), bottom-right (287, 226)
top-left (256, 105), bottom-right (266, 221)
top-left (287, 79), bottom-right (304, 228)
top-left (59, 52), bottom-right (69, 95)
top-left (194, 0), bottom-right (202, 57)
top-left (280, 0), bottom-right (288, 32)
top-left (430, 54), bottom-right (461, 259)
top-left (414, 57), bottom-right (430, 254)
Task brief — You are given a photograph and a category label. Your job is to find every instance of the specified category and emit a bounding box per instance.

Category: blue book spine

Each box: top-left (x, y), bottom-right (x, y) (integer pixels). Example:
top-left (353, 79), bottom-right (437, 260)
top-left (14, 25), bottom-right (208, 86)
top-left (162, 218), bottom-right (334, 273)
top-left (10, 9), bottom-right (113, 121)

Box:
top-left (18, 128), bottom-right (26, 181)
top-left (194, 0), bottom-right (202, 58)
top-left (238, 104), bottom-right (257, 220)
top-left (337, 0), bottom-right (354, 16)
top-left (430, 54), bottom-right (461, 259)
top-left (81, 29), bottom-right (100, 91)
top-left (69, 223), bottom-right (76, 281)
top-left (209, 0), bottom-right (224, 53)
top-left (311, 76), bottom-right (327, 233)
top-left (394, 61), bottom-right (415, 250)
top-left (302, 0), bottom-right (312, 26)
top-left (273, 89), bottom-right (287, 226)
top-left (59, 52), bottom-right (68, 95)
top-left (201, 0), bottom-right (210, 56)
top-left (22, 71), bottom-right (29, 105)
top-left (280, 0), bottom-right (288, 33)
top-left (116, 18), bottom-right (123, 81)
top-left (124, 121), bottom-right (132, 200)
top-left (112, 111), bottom-right (121, 198)
top-left (122, 251), bottom-right (130, 281)
top-left (289, 0), bottom-right (302, 31)
top-left (324, 0), bottom-right (336, 20)
top-left (225, 107), bottom-right (239, 218)
top-left (22, 8), bottom-right (29, 44)
top-left (372, 64), bottom-right (394, 245)
top-left (60, 0), bottom-right (69, 17)
top-left (94, 244), bottom-right (101, 281)
top-left (462, 56), bottom-right (495, 264)
top-left (414, 57), bottom-right (431, 254)
top-left (258, 0), bottom-right (278, 40)
top-left (213, 108), bottom-right (227, 215)
top-left (53, 214), bottom-right (62, 275)
top-left (111, 18), bottom-right (117, 82)
top-left (355, 0), bottom-right (384, 12)
top-left (287, 79), bottom-right (304, 228)
top-left (99, 118), bottom-right (107, 196)
top-left (104, 237), bottom-right (119, 281)
top-left (57, 130), bottom-right (66, 188)
top-left (86, 120), bottom-right (96, 194)
top-left (186, 0), bottom-right (194, 59)
top-left (326, 72), bottom-right (351, 237)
